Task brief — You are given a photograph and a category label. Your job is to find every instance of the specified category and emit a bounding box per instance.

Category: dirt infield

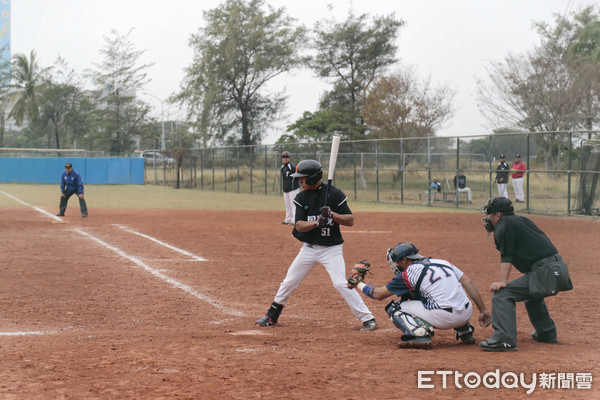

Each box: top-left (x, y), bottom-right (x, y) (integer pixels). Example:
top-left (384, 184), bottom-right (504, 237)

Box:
top-left (0, 206), bottom-right (598, 399)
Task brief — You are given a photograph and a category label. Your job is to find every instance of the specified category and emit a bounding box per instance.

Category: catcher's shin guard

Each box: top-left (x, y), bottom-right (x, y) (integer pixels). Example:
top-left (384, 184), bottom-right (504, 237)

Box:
top-left (255, 301), bottom-right (284, 326)
top-left (386, 301), bottom-right (434, 338)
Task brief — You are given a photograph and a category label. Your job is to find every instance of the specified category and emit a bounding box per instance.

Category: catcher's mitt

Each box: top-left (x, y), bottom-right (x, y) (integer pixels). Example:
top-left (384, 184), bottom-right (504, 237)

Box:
top-left (347, 260), bottom-right (372, 288)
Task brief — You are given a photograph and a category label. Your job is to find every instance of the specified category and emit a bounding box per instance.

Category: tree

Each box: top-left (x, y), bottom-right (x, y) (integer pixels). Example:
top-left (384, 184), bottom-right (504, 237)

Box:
top-left (0, 44), bottom-right (10, 147)
top-left (175, 0), bottom-right (306, 147)
top-left (88, 29), bottom-right (152, 155)
top-left (476, 6), bottom-right (600, 171)
top-left (362, 69), bottom-right (454, 172)
top-left (363, 69), bottom-right (455, 139)
top-left (311, 11), bottom-right (403, 126)
top-left (8, 50), bottom-right (50, 127)
top-left (36, 57), bottom-right (90, 149)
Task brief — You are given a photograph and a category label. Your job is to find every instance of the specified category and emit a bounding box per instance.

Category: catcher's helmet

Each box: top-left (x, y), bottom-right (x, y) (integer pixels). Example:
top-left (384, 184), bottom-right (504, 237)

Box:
top-left (291, 159), bottom-right (323, 185)
top-left (387, 243), bottom-right (424, 263)
top-left (281, 151), bottom-right (290, 158)
top-left (483, 197), bottom-right (514, 215)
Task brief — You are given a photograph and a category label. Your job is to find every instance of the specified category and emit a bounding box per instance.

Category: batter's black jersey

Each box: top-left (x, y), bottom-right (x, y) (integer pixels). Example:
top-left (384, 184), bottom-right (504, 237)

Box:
top-left (280, 163), bottom-right (299, 193)
top-left (493, 214), bottom-right (557, 273)
top-left (291, 183), bottom-right (351, 246)
top-left (495, 162), bottom-right (510, 183)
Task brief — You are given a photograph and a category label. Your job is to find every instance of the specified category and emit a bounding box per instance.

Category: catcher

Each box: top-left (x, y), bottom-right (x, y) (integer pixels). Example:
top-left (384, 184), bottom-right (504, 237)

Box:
top-left (347, 242), bottom-right (492, 348)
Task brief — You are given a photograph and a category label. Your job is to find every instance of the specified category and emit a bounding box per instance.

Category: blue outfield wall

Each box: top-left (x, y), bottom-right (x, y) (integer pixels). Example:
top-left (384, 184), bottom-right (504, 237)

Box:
top-left (0, 157), bottom-right (145, 185)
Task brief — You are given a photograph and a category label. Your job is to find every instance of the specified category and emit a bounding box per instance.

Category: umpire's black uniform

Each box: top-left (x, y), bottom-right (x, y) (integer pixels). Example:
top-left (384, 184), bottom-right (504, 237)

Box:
top-left (488, 214), bottom-right (569, 346)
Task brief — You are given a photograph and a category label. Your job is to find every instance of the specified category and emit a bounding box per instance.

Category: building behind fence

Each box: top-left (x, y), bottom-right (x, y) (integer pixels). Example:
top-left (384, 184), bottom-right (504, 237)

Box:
top-left (143, 131), bottom-right (599, 216)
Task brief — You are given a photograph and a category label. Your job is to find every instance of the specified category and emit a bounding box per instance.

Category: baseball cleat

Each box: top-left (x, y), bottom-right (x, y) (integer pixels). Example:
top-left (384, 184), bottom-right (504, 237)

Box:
top-left (479, 340), bottom-right (517, 352)
top-left (397, 335), bottom-right (432, 349)
top-left (361, 318), bottom-right (377, 331)
top-left (255, 315), bottom-right (277, 326)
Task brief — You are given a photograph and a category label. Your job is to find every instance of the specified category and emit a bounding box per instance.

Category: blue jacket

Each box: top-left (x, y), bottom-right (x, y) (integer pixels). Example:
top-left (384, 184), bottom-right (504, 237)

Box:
top-left (60, 170), bottom-right (84, 194)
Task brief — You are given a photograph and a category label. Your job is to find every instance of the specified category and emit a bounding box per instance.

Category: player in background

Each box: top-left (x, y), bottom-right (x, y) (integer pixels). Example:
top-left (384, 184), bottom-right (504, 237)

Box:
top-left (56, 162), bottom-right (88, 218)
top-left (510, 153), bottom-right (527, 202)
top-left (280, 151), bottom-right (300, 225)
top-left (494, 154), bottom-right (510, 199)
top-left (256, 159), bottom-right (377, 331)
top-left (349, 242), bottom-right (491, 348)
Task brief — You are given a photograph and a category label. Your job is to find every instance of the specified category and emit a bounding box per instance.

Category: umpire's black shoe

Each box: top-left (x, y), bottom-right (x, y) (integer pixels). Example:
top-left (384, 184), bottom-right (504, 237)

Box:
top-left (56, 213), bottom-right (64, 216)
top-left (82, 214), bottom-right (88, 218)
top-left (479, 340), bottom-right (517, 352)
top-left (531, 331), bottom-right (557, 343)
top-left (255, 315), bottom-right (277, 326)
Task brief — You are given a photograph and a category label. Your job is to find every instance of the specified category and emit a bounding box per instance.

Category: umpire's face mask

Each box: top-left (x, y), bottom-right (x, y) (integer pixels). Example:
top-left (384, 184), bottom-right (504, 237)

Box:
top-left (481, 215), bottom-right (494, 233)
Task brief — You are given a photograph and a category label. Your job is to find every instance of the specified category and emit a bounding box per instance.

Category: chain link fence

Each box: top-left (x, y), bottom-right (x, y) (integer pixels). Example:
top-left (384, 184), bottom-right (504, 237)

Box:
top-left (145, 130), bottom-right (600, 216)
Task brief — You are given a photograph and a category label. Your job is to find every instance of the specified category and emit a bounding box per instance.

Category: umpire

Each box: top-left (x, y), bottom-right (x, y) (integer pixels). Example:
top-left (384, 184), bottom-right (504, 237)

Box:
top-left (479, 197), bottom-right (572, 352)
top-left (56, 162), bottom-right (88, 218)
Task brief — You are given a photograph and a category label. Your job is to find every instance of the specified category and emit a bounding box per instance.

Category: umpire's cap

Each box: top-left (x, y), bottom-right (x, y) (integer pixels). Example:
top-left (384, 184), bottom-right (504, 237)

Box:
top-left (291, 159), bottom-right (323, 185)
top-left (388, 243), bottom-right (425, 263)
top-left (281, 151), bottom-right (290, 158)
top-left (483, 197), bottom-right (514, 215)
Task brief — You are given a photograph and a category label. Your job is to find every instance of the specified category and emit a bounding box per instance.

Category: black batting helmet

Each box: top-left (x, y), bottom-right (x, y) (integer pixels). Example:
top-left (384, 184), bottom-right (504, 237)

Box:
top-left (483, 197), bottom-right (514, 215)
top-left (291, 159), bottom-right (323, 185)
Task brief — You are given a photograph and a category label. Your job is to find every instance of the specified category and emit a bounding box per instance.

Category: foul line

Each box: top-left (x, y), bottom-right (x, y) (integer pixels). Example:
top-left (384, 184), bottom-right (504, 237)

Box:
top-left (75, 228), bottom-right (243, 317)
top-left (113, 224), bottom-right (207, 261)
top-left (0, 190), bottom-right (63, 222)
top-left (0, 331), bottom-right (54, 336)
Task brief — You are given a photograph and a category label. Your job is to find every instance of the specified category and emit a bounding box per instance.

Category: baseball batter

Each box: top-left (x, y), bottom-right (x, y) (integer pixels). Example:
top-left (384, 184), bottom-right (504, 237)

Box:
top-left (348, 242), bottom-right (491, 348)
top-left (256, 159), bottom-right (377, 331)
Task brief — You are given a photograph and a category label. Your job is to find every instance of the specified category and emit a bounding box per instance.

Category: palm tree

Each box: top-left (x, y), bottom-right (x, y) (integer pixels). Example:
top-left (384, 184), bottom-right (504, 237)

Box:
top-left (9, 50), bottom-right (50, 126)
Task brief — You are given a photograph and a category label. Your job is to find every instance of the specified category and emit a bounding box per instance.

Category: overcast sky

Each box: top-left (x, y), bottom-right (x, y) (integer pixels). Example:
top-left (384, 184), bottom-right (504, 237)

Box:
top-left (10, 0), bottom-right (592, 143)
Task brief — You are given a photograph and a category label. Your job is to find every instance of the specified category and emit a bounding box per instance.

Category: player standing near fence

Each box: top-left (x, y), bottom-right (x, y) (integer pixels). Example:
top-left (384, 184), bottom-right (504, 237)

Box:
top-left (494, 154), bottom-right (510, 199)
top-left (510, 154), bottom-right (526, 202)
top-left (280, 151), bottom-right (300, 225)
top-left (255, 159), bottom-right (377, 331)
top-left (56, 162), bottom-right (88, 218)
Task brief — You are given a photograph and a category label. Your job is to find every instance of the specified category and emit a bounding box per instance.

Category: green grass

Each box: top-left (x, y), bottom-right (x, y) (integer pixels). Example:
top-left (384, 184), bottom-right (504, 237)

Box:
top-left (0, 183), bottom-right (465, 213)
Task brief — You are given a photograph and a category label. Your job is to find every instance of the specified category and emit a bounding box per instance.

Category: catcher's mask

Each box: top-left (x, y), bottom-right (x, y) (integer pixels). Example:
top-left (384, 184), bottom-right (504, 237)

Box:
top-left (387, 242), bottom-right (424, 275)
top-left (291, 159), bottom-right (323, 186)
top-left (481, 197), bottom-right (514, 233)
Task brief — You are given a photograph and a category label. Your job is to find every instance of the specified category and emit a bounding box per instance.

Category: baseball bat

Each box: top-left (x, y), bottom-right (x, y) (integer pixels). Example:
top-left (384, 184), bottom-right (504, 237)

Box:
top-left (323, 135), bottom-right (341, 207)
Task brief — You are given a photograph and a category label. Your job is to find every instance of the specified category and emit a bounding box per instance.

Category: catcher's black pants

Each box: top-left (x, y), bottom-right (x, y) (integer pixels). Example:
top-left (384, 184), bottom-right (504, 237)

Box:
top-left (488, 272), bottom-right (557, 347)
top-left (59, 190), bottom-right (88, 216)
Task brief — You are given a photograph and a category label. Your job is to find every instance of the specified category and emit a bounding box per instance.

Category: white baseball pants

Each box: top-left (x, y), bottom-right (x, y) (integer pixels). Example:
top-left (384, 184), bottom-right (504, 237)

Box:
top-left (512, 177), bottom-right (524, 201)
top-left (274, 243), bottom-right (375, 323)
top-left (399, 299), bottom-right (473, 330)
top-left (283, 188), bottom-right (299, 224)
top-left (497, 184), bottom-right (508, 199)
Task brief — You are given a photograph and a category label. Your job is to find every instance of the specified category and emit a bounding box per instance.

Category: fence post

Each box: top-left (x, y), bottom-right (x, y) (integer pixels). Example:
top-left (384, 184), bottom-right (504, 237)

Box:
top-left (212, 149), bottom-right (215, 191)
top-left (567, 131), bottom-right (572, 214)
top-left (264, 145), bottom-right (268, 195)
top-left (353, 141), bottom-right (357, 201)
top-left (237, 146), bottom-right (240, 193)
top-left (526, 133), bottom-right (530, 211)
top-left (224, 148), bottom-right (227, 192)
top-left (400, 138), bottom-right (404, 204)
top-left (455, 137), bottom-right (459, 207)
top-left (375, 140), bottom-right (379, 203)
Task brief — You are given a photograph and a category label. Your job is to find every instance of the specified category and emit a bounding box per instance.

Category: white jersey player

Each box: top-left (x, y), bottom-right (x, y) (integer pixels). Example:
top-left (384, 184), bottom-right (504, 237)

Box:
top-left (353, 242), bottom-right (491, 348)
